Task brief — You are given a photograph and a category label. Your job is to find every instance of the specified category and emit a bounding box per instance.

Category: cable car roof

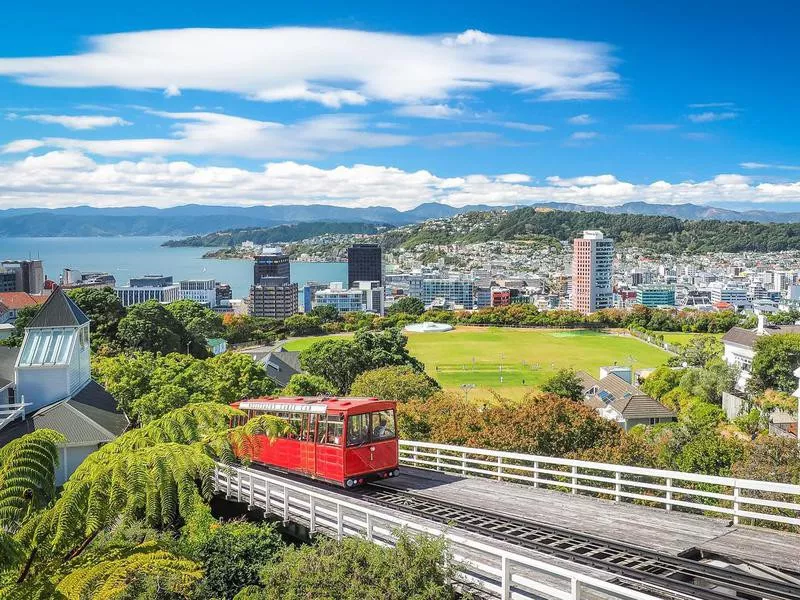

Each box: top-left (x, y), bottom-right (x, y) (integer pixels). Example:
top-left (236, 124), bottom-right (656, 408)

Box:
top-left (236, 396), bottom-right (392, 414)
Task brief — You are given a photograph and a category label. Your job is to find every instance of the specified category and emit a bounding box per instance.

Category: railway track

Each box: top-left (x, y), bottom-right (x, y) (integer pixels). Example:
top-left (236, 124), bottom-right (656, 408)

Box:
top-left (358, 484), bottom-right (800, 600)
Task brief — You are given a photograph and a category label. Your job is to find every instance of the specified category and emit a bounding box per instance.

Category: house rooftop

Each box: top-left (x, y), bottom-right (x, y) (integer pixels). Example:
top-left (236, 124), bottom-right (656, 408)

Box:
top-left (0, 381), bottom-right (128, 447)
top-left (27, 286), bottom-right (89, 328)
top-left (0, 292), bottom-right (47, 311)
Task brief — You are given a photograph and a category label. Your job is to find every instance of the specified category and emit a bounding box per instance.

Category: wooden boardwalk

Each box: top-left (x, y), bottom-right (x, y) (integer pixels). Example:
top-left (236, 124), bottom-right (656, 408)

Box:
top-left (381, 467), bottom-right (800, 573)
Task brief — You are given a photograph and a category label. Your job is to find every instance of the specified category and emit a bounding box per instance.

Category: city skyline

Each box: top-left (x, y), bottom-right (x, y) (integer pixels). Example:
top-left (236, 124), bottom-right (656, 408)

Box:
top-left (1, 1), bottom-right (799, 211)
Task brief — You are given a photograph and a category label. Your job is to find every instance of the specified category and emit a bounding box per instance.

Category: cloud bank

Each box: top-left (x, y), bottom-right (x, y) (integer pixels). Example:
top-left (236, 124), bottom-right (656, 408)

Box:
top-left (2, 152), bottom-right (799, 211)
top-left (0, 27), bottom-right (620, 106)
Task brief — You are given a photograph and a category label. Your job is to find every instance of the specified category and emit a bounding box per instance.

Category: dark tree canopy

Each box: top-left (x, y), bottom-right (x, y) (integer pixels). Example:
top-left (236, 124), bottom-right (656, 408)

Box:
top-left (540, 368), bottom-right (584, 401)
top-left (387, 296), bottom-right (425, 316)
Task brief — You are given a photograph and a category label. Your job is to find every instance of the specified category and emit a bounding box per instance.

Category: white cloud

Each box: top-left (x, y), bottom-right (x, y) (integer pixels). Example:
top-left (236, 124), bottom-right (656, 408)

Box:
top-left (496, 121), bottom-right (550, 132)
top-left (22, 114), bottom-right (131, 130)
top-left (1, 139), bottom-right (44, 153)
top-left (627, 123), bottom-right (678, 131)
top-left (568, 113), bottom-right (594, 125)
top-left (741, 161), bottom-right (800, 172)
top-left (443, 29), bottom-right (495, 46)
top-left (0, 27), bottom-right (619, 105)
top-left (2, 154), bottom-right (800, 210)
top-left (688, 111), bottom-right (737, 123)
top-left (251, 84), bottom-right (367, 108)
top-left (688, 102), bottom-right (735, 108)
top-left (394, 104), bottom-right (464, 119)
top-left (568, 131), bottom-right (598, 141)
top-left (164, 84), bottom-right (181, 97)
top-left (4, 110), bottom-right (411, 159)
top-left (546, 174), bottom-right (618, 187)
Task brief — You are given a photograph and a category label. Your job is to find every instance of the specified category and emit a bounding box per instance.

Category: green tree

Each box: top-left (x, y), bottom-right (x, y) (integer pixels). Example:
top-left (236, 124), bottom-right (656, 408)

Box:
top-left (282, 373), bottom-right (338, 396)
top-left (540, 368), bottom-right (584, 401)
top-left (308, 304), bottom-right (339, 323)
top-left (206, 352), bottom-right (277, 404)
top-left (246, 533), bottom-right (459, 600)
top-left (283, 314), bottom-right (323, 337)
top-left (130, 384), bottom-right (189, 424)
top-left (300, 339), bottom-right (370, 394)
top-left (749, 333), bottom-right (800, 395)
top-left (668, 335), bottom-right (723, 367)
top-left (678, 359), bottom-right (737, 405)
top-left (66, 287), bottom-right (126, 353)
top-left (350, 365), bottom-right (440, 402)
top-left (640, 366), bottom-right (684, 401)
top-left (166, 299), bottom-right (224, 354)
top-left (190, 522), bottom-right (283, 600)
top-left (354, 328), bottom-right (424, 372)
top-left (387, 296), bottom-right (425, 316)
top-left (117, 301), bottom-right (190, 355)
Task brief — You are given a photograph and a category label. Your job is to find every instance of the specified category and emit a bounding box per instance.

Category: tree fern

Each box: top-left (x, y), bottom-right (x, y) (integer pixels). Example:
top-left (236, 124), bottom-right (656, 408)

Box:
top-left (54, 542), bottom-right (202, 600)
top-left (0, 429), bottom-right (64, 534)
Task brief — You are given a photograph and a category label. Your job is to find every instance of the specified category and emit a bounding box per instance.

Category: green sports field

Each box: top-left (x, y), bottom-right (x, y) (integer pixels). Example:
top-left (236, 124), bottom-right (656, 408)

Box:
top-left (656, 331), bottom-right (723, 346)
top-left (283, 327), bottom-right (671, 401)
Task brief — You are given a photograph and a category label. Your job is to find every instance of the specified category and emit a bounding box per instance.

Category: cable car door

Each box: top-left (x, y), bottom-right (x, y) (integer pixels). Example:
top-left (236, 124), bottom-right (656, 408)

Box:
top-left (300, 414), bottom-right (317, 475)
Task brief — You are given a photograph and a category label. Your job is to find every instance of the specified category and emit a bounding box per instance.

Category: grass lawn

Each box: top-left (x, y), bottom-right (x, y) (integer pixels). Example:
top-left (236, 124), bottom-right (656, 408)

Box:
top-left (284, 327), bottom-right (671, 402)
top-left (656, 331), bottom-right (724, 347)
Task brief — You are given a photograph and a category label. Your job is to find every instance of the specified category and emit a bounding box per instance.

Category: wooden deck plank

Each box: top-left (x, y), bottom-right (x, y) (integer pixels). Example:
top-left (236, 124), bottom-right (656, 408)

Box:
top-left (386, 467), bottom-right (800, 570)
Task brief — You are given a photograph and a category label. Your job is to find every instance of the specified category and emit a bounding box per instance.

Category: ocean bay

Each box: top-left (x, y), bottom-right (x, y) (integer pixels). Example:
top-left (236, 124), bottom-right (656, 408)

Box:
top-left (0, 236), bottom-right (347, 299)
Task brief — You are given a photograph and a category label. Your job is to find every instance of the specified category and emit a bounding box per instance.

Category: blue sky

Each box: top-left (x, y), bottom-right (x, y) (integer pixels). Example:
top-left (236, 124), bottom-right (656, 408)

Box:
top-left (1, 0), bottom-right (799, 211)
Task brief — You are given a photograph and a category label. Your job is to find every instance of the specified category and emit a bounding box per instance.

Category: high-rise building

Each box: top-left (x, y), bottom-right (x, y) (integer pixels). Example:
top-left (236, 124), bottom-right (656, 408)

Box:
top-left (0, 260), bottom-right (44, 295)
top-left (254, 251), bottom-right (290, 285)
top-left (347, 244), bottom-right (383, 288)
top-left (0, 270), bottom-right (16, 292)
top-left (115, 274), bottom-right (180, 307)
top-left (313, 281), bottom-right (384, 315)
top-left (249, 279), bottom-right (298, 318)
top-left (179, 279), bottom-right (217, 307)
top-left (409, 275), bottom-right (474, 308)
top-left (571, 230), bottom-right (614, 314)
top-left (636, 285), bottom-right (676, 308)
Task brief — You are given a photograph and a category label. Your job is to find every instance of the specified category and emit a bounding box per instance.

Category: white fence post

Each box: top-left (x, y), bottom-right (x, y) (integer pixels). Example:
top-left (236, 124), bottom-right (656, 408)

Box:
top-left (309, 496), bottom-right (316, 534)
top-left (733, 485), bottom-right (741, 525)
top-left (436, 447), bottom-right (442, 471)
top-left (614, 471), bottom-right (622, 503)
top-left (533, 461), bottom-right (539, 488)
top-left (366, 513), bottom-right (373, 541)
top-left (571, 578), bottom-right (583, 600)
top-left (462, 451), bottom-right (467, 476)
top-left (283, 486), bottom-right (290, 523)
top-left (500, 555), bottom-right (511, 599)
top-left (337, 504), bottom-right (344, 541)
top-left (571, 465), bottom-right (578, 494)
top-left (265, 480), bottom-right (271, 515)
top-left (665, 477), bottom-right (673, 511)
top-left (497, 455), bottom-right (503, 481)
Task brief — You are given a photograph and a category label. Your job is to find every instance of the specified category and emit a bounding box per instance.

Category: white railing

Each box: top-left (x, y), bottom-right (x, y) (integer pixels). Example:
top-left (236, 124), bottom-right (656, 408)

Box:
top-left (399, 440), bottom-right (800, 528)
top-left (215, 464), bottom-right (664, 600)
top-left (0, 402), bottom-right (30, 432)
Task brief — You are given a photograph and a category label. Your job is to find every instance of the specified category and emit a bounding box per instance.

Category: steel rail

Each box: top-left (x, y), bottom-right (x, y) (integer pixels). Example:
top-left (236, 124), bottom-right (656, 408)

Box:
top-left (358, 484), bottom-right (800, 600)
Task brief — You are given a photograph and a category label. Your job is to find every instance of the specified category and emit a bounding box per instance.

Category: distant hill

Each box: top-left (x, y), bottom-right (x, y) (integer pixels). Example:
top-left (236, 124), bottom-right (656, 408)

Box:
top-left (2, 200), bottom-right (799, 237)
top-left (384, 207), bottom-right (800, 254)
top-left (163, 221), bottom-right (393, 247)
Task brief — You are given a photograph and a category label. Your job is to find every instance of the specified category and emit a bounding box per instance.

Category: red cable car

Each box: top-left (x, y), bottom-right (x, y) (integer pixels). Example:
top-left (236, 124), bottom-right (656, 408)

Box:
top-left (231, 396), bottom-right (400, 488)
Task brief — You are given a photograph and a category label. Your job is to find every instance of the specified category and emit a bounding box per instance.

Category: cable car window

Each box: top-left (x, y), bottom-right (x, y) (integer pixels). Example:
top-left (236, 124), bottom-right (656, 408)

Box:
top-left (318, 415), bottom-right (343, 446)
top-left (346, 413), bottom-right (370, 446)
top-left (371, 410), bottom-right (396, 441)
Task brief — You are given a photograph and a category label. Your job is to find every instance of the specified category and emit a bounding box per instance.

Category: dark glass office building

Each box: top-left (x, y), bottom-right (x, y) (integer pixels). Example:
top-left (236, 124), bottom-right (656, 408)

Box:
top-left (347, 244), bottom-right (383, 288)
top-left (254, 253), bottom-right (290, 285)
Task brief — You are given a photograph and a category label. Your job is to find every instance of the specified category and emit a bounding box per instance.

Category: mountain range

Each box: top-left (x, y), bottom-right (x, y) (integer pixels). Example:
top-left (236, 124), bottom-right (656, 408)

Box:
top-left (1, 201), bottom-right (799, 237)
